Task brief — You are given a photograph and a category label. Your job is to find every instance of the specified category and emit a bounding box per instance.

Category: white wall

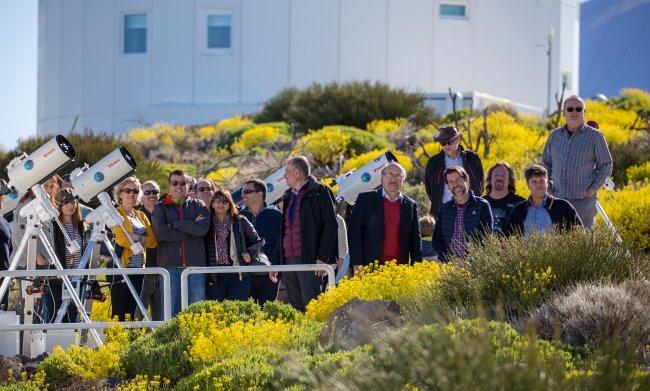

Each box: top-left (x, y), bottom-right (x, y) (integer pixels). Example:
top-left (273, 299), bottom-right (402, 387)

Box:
top-left (37, 0), bottom-right (580, 137)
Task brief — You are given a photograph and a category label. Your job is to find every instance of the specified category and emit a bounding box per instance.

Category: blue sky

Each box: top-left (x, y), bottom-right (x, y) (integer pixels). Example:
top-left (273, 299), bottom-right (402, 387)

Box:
top-left (0, 1), bottom-right (37, 151)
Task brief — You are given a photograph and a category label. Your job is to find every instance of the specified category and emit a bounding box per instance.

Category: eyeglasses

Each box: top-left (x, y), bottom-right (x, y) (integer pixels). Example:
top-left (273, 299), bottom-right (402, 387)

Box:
top-left (242, 189), bottom-right (261, 195)
top-left (439, 138), bottom-right (459, 146)
top-left (121, 188), bottom-right (140, 195)
top-left (143, 189), bottom-right (160, 196)
top-left (170, 180), bottom-right (187, 187)
top-left (212, 198), bottom-right (229, 205)
top-left (566, 106), bottom-right (583, 113)
top-left (197, 186), bottom-right (213, 193)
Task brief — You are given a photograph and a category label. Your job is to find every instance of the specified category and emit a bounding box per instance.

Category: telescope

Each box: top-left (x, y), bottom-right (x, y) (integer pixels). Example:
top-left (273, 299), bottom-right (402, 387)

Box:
top-left (333, 151), bottom-right (398, 205)
top-left (232, 166), bottom-right (289, 206)
top-left (0, 135), bottom-right (75, 215)
top-left (69, 146), bottom-right (137, 203)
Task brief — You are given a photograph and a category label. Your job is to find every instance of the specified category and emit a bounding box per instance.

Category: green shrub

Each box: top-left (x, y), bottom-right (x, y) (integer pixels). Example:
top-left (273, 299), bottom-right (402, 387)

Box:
top-left (285, 81), bottom-right (423, 133)
top-left (253, 87), bottom-right (299, 123)
top-left (316, 319), bottom-right (574, 390)
top-left (529, 281), bottom-right (650, 353)
top-left (609, 134), bottom-right (650, 186)
top-left (458, 228), bottom-right (643, 315)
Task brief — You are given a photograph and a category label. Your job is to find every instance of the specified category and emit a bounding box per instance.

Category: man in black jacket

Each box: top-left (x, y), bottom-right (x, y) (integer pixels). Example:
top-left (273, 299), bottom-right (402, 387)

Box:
top-left (271, 156), bottom-right (338, 311)
top-left (425, 126), bottom-right (484, 217)
top-left (151, 169), bottom-right (210, 316)
top-left (348, 162), bottom-right (422, 267)
top-left (505, 165), bottom-right (582, 236)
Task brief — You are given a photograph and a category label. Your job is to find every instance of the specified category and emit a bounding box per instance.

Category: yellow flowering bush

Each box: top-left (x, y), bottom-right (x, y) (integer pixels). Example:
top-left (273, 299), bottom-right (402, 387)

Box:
top-left (197, 116), bottom-right (253, 139)
top-left (470, 111), bottom-right (547, 174)
top-left (293, 127), bottom-right (350, 166)
top-left (206, 167), bottom-right (238, 187)
top-left (626, 161), bottom-right (650, 185)
top-left (39, 326), bottom-right (131, 381)
top-left (366, 118), bottom-right (405, 134)
top-left (306, 261), bottom-right (448, 321)
top-left (128, 123), bottom-right (186, 147)
top-left (598, 183), bottom-right (650, 249)
top-left (585, 100), bottom-right (640, 146)
top-left (414, 142), bottom-right (441, 167)
top-left (340, 148), bottom-right (413, 174)
top-left (90, 295), bottom-right (115, 322)
top-left (499, 264), bottom-right (555, 309)
top-left (116, 375), bottom-right (171, 391)
top-left (231, 123), bottom-right (290, 153)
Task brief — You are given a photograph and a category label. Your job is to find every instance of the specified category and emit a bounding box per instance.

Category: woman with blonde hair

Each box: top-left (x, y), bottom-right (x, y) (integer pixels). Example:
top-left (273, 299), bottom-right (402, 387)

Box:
top-left (111, 176), bottom-right (157, 321)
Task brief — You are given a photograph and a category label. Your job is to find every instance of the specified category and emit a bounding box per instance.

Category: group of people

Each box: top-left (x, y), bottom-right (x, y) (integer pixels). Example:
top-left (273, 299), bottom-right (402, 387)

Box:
top-left (0, 94), bottom-right (613, 320)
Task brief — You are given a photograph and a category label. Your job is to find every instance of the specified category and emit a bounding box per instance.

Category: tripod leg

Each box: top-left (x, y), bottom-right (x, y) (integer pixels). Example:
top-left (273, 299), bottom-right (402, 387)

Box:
top-left (36, 229), bottom-right (103, 346)
top-left (0, 227), bottom-right (32, 303)
top-left (54, 239), bottom-right (97, 324)
top-left (103, 240), bottom-right (152, 322)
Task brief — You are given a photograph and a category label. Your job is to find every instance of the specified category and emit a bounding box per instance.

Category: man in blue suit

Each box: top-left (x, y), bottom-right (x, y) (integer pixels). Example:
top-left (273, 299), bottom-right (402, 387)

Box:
top-left (348, 162), bottom-right (422, 267)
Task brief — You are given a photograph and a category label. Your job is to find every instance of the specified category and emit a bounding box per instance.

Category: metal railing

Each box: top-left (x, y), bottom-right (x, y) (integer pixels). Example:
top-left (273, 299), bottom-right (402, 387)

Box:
top-left (0, 268), bottom-right (171, 332)
top-left (180, 264), bottom-right (335, 310)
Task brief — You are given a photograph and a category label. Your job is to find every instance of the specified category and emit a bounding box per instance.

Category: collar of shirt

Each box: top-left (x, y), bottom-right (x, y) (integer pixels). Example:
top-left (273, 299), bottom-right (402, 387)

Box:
top-left (563, 123), bottom-right (586, 136)
top-left (382, 189), bottom-right (402, 202)
top-left (528, 195), bottom-right (549, 208)
top-left (291, 179), bottom-right (309, 195)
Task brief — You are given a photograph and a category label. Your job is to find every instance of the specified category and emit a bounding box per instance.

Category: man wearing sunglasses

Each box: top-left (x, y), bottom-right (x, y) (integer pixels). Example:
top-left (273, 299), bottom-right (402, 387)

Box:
top-left (151, 170), bottom-right (210, 316)
top-left (240, 178), bottom-right (282, 305)
top-left (541, 95), bottom-right (613, 227)
top-left (424, 125), bottom-right (484, 218)
top-left (193, 179), bottom-right (215, 208)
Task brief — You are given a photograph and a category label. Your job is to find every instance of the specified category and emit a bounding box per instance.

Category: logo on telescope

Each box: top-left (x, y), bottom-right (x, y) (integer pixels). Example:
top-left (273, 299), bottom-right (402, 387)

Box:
top-left (361, 173), bottom-right (371, 182)
top-left (266, 183), bottom-right (274, 193)
top-left (94, 172), bottom-right (105, 182)
top-left (24, 160), bottom-right (34, 170)
top-left (8, 190), bottom-right (18, 200)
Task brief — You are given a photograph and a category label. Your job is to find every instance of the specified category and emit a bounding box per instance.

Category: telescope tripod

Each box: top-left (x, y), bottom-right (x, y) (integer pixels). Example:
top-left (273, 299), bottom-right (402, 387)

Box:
top-left (54, 221), bottom-right (152, 324)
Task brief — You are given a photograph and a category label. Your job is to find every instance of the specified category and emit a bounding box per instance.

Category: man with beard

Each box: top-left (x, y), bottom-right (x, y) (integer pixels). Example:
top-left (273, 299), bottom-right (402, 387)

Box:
top-left (348, 162), bottom-right (422, 267)
top-left (432, 166), bottom-right (493, 261)
top-left (484, 162), bottom-right (525, 234)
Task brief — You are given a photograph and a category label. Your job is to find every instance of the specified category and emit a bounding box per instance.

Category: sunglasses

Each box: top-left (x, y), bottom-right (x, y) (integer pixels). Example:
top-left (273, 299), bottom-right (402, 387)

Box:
top-left (439, 138), bottom-right (458, 146)
top-left (143, 189), bottom-right (160, 196)
top-left (566, 106), bottom-right (583, 113)
top-left (170, 180), bottom-right (187, 187)
top-left (212, 198), bottom-right (229, 205)
top-left (242, 189), bottom-right (261, 195)
top-left (121, 188), bottom-right (140, 195)
top-left (197, 186), bottom-right (213, 193)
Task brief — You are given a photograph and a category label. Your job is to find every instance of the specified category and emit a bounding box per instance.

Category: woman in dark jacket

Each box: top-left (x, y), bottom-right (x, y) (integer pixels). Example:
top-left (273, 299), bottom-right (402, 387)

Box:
top-left (205, 189), bottom-right (263, 301)
top-left (40, 188), bottom-right (90, 323)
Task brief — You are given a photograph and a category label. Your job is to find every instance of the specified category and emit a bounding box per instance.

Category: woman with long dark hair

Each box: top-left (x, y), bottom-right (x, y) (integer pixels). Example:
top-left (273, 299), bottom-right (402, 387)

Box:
top-left (40, 188), bottom-right (89, 323)
top-left (205, 189), bottom-right (263, 301)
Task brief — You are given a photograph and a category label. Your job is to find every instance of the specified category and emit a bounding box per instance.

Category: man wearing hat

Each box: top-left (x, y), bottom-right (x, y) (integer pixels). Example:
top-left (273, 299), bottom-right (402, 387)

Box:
top-left (424, 126), bottom-right (484, 217)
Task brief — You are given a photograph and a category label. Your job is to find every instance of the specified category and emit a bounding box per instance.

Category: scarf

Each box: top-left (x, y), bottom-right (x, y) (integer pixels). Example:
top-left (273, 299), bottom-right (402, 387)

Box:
top-left (213, 213), bottom-right (233, 265)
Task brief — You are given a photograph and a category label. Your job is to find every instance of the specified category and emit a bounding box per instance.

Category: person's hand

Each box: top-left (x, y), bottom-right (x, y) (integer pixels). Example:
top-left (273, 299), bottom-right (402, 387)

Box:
top-left (584, 188), bottom-right (596, 198)
top-left (129, 233), bottom-right (140, 242)
top-left (36, 254), bottom-right (49, 266)
top-left (242, 252), bottom-right (251, 263)
top-left (195, 214), bottom-right (205, 222)
top-left (315, 259), bottom-right (327, 276)
top-left (269, 271), bottom-right (278, 283)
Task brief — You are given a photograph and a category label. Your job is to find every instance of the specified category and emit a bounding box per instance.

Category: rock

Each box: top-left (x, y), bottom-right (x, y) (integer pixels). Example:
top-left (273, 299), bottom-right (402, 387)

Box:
top-left (319, 298), bottom-right (404, 351)
top-left (0, 355), bottom-right (24, 382)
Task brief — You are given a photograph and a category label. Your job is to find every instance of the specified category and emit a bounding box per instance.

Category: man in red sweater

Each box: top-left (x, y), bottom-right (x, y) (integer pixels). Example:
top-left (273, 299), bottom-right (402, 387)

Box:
top-left (348, 163), bottom-right (422, 268)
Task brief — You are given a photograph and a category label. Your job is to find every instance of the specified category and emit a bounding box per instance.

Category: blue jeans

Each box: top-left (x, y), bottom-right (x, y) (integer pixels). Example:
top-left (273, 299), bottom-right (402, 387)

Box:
top-left (167, 268), bottom-right (206, 316)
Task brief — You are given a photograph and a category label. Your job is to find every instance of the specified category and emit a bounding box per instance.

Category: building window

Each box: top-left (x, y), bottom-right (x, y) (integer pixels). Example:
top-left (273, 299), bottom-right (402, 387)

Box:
top-left (207, 15), bottom-right (232, 49)
top-left (440, 4), bottom-right (467, 19)
top-left (124, 13), bottom-right (147, 54)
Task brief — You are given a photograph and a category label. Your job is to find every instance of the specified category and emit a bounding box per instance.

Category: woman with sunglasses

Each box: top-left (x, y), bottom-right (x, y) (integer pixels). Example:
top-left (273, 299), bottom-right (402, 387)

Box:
top-left (205, 189), bottom-right (263, 301)
top-left (38, 188), bottom-right (90, 323)
top-left (111, 176), bottom-right (157, 321)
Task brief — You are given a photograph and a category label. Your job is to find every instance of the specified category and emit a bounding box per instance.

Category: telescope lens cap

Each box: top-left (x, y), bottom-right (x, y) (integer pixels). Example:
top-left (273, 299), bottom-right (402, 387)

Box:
top-left (56, 135), bottom-right (76, 160)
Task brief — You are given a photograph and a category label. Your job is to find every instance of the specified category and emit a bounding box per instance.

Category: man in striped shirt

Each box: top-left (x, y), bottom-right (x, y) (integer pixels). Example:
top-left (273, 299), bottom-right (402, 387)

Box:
top-left (541, 95), bottom-right (613, 227)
